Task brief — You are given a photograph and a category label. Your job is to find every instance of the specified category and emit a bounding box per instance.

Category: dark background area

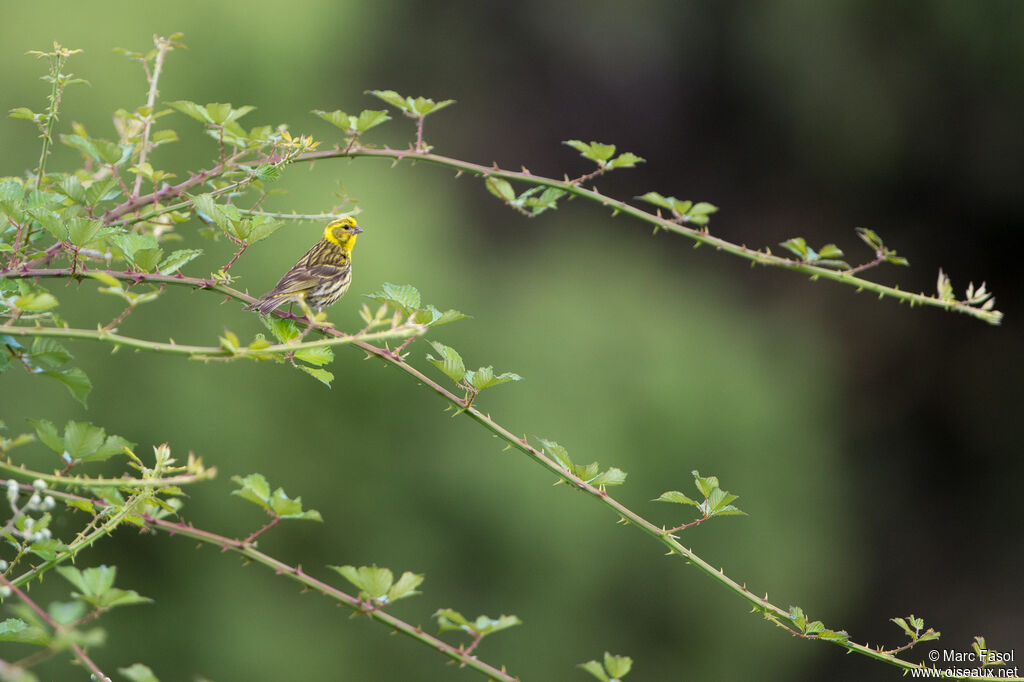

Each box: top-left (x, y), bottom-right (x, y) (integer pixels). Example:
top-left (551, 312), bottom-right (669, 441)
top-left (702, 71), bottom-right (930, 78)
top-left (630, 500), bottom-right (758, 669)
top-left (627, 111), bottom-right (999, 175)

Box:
top-left (1, 2), bottom-right (1021, 680)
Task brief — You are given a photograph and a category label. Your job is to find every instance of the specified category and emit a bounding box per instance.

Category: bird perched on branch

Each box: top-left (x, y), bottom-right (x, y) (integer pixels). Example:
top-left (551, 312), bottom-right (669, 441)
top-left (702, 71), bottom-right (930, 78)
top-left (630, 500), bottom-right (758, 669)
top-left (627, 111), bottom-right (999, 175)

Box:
top-left (244, 216), bottom-right (363, 318)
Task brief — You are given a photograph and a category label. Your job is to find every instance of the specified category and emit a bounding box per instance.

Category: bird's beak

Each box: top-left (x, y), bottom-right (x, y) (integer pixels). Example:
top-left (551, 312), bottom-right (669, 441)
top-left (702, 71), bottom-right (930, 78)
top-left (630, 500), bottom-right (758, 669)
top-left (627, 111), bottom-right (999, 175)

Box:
top-left (352, 224), bottom-right (364, 234)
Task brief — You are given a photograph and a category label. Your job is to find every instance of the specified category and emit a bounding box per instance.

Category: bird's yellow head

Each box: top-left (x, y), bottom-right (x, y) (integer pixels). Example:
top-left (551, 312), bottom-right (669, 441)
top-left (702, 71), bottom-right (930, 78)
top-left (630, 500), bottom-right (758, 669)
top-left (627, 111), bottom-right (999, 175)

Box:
top-left (323, 216), bottom-right (363, 251)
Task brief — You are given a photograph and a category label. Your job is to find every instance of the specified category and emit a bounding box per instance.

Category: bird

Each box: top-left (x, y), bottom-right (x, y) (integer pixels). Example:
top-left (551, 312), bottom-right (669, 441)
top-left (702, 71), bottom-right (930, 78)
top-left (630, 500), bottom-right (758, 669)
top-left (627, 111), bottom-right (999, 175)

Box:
top-left (243, 216), bottom-right (363, 318)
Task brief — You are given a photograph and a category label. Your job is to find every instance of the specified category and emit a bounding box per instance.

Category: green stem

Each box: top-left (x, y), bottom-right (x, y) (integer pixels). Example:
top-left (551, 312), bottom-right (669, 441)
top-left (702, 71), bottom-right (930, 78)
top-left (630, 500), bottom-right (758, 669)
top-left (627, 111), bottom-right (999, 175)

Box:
top-left (0, 323), bottom-right (419, 360)
top-left (145, 515), bottom-right (519, 682)
top-left (290, 145), bottom-right (1002, 326)
top-left (0, 464), bottom-right (214, 490)
top-left (130, 36), bottom-right (173, 198)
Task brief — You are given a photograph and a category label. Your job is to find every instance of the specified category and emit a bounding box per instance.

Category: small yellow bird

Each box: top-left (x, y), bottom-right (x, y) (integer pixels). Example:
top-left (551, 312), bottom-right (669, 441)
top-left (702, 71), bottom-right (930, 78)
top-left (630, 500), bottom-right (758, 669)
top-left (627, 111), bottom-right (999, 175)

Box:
top-left (244, 216), bottom-right (363, 316)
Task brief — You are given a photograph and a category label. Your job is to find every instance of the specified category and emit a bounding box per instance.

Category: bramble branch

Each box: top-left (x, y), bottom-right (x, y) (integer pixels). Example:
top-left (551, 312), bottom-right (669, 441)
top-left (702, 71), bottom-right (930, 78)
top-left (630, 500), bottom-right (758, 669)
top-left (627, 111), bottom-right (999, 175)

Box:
top-left (283, 144), bottom-right (1002, 325)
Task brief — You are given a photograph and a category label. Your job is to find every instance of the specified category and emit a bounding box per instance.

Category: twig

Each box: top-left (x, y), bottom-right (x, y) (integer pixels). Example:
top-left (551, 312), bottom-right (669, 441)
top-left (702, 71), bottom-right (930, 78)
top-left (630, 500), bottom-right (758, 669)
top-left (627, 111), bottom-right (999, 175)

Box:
top-left (0, 567), bottom-right (112, 681)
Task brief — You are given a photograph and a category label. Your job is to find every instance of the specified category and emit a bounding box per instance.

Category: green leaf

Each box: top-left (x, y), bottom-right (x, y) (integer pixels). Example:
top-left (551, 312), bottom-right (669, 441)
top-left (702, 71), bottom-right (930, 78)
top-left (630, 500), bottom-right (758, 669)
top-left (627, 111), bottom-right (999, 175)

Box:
top-left (607, 152), bottom-right (645, 169)
top-left (817, 243), bottom-right (844, 259)
top-left (254, 164), bottom-right (281, 183)
top-left (132, 247), bottom-right (164, 272)
top-left (49, 600), bottom-right (88, 626)
top-left (298, 365), bottom-right (334, 387)
top-left (356, 109), bottom-right (390, 132)
top-left (167, 100), bottom-right (210, 123)
top-left (655, 490), bottom-right (698, 506)
top-left (637, 191), bottom-right (674, 210)
top-left (14, 292), bottom-right (58, 312)
top-left (0, 618), bottom-right (49, 646)
top-left (57, 565), bottom-right (150, 608)
top-left (563, 139), bottom-right (617, 163)
top-left (9, 107), bottom-right (39, 121)
top-left (157, 249), bottom-right (202, 275)
top-left (88, 433), bottom-right (134, 462)
top-left (265, 317), bottom-right (300, 343)
top-left (425, 341), bottom-right (466, 383)
top-left (780, 237), bottom-right (809, 259)
top-left (30, 337), bottom-right (72, 368)
top-left (538, 438), bottom-right (573, 470)
top-left (331, 564), bottom-right (395, 600)
top-left (590, 467), bottom-right (627, 488)
top-left (364, 282), bottom-right (421, 315)
top-left (312, 109), bottom-right (355, 129)
top-left (28, 538), bottom-right (68, 562)
top-left (108, 233), bottom-right (159, 264)
top-left (63, 421), bottom-right (106, 461)
top-left (855, 226), bottom-right (884, 251)
top-left (65, 217), bottom-right (106, 247)
top-left (366, 90), bottom-right (411, 112)
top-left (485, 177), bottom-right (516, 202)
top-left (231, 473), bottom-right (272, 509)
top-left (28, 418), bottom-right (63, 452)
top-left (691, 471), bottom-right (719, 498)
top-left (245, 215), bottom-right (284, 244)
top-left (388, 571), bottom-right (425, 602)
top-left (41, 367), bottom-right (92, 406)
top-left (604, 652), bottom-right (633, 678)
top-left (465, 366), bottom-right (522, 391)
top-left (119, 663), bottom-right (161, 682)
top-left (578, 660), bottom-right (609, 682)
top-left (294, 345), bottom-right (334, 367)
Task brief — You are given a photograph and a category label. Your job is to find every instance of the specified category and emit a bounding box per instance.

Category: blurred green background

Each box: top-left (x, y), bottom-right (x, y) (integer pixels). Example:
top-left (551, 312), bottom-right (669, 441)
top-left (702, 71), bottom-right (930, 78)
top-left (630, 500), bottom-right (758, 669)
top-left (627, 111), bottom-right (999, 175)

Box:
top-left (2, 2), bottom-right (1022, 680)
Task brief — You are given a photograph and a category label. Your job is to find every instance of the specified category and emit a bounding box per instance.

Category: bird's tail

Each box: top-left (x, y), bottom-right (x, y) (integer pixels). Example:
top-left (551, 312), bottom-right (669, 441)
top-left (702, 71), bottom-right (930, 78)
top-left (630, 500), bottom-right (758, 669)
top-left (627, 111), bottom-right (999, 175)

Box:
top-left (242, 295), bottom-right (286, 315)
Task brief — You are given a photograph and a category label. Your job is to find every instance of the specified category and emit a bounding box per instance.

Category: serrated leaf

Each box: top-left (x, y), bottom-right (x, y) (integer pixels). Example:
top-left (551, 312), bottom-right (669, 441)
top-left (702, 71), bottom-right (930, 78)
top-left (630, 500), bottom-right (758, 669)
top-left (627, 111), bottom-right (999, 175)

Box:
top-left (14, 292), bottom-right (58, 312)
top-left (132, 247), bottom-right (164, 272)
top-left (356, 109), bottom-right (390, 132)
top-left (855, 227), bottom-right (884, 251)
top-left (294, 345), bottom-right (334, 367)
top-left (426, 341), bottom-right (467, 383)
top-left (364, 282), bottom-right (421, 315)
top-left (87, 434), bottom-right (134, 462)
top-left (817, 243), bottom-right (844, 259)
top-left (388, 571), bottom-right (424, 602)
top-left (331, 565), bottom-right (394, 600)
top-left (590, 467), bottom-right (627, 488)
top-left (637, 191), bottom-right (674, 210)
top-left (157, 249), bottom-right (202, 275)
top-left (41, 367), bottom-right (92, 406)
top-left (28, 418), bottom-right (63, 452)
top-left (298, 365), bottom-right (334, 387)
top-left (168, 100), bottom-right (210, 123)
top-left (578, 660), bottom-right (609, 682)
top-left (608, 152), bottom-right (644, 169)
top-left (246, 216), bottom-right (284, 244)
top-left (119, 663), bottom-right (160, 682)
top-left (538, 438), bottom-right (573, 470)
top-left (434, 608), bottom-right (471, 631)
top-left (30, 337), bottom-right (72, 367)
top-left (312, 109), bottom-right (355, 130)
top-left (780, 237), bottom-right (809, 259)
top-left (366, 90), bottom-right (412, 112)
top-left (9, 107), bottom-right (38, 121)
top-left (28, 538), bottom-right (67, 562)
top-left (63, 421), bottom-right (106, 461)
top-left (201, 103), bottom-right (230, 125)
top-left (688, 201), bottom-right (719, 216)
top-left (254, 164), bottom-right (280, 183)
top-left (706, 488), bottom-right (738, 513)
top-left (231, 473), bottom-right (271, 508)
top-left (486, 177), bottom-right (516, 202)
top-left (466, 366), bottom-right (522, 390)
top-left (655, 490), bottom-right (699, 506)
top-left (0, 618), bottom-right (49, 645)
top-left (692, 471), bottom-right (719, 498)
top-left (604, 652), bottom-right (632, 678)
